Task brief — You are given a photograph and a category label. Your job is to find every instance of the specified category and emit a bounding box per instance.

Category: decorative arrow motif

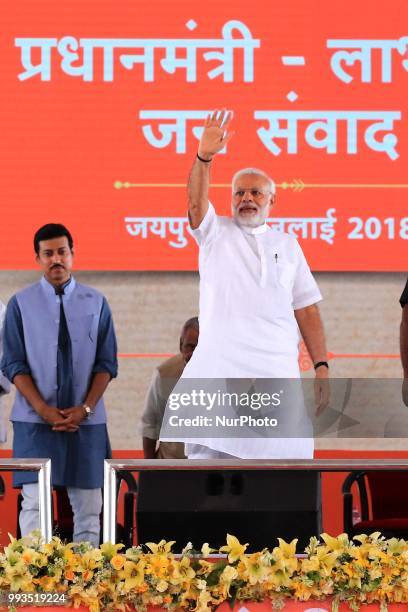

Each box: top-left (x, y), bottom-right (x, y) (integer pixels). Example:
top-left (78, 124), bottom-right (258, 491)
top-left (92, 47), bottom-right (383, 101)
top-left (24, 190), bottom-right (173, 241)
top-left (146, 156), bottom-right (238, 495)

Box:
top-left (279, 181), bottom-right (408, 191)
top-left (114, 180), bottom-right (408, 191)
top-left (280, 178), bottom-right (305, 192)
top-left (114, 181), bottom-right (187, 189)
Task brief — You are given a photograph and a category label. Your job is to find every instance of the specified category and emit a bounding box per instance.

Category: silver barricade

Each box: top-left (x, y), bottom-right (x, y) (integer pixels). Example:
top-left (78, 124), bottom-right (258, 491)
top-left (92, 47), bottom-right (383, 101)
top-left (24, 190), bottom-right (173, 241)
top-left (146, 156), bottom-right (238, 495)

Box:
top-left (103, 458), bottom-right (408, 543)
top-left (0, 458), bottom-right (52, 542)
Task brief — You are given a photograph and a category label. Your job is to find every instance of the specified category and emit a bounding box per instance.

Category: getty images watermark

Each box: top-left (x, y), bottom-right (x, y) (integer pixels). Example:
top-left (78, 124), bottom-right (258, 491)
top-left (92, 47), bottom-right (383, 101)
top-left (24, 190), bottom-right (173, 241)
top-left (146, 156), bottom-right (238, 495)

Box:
top-left (167, 389), bottom-right (283, 429)
top-left (160, 378), bottom-right (408, 440)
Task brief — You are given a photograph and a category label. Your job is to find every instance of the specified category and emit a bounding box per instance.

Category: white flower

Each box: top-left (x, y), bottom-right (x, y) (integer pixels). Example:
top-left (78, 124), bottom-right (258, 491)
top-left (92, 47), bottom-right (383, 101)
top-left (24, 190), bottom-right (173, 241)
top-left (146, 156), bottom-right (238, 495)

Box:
top-left (156, 579), bottom-right (169, 592)
top-left (196, 579), bottom-right (207, 590)
top-left (182, 542), bottom-right (193, 554)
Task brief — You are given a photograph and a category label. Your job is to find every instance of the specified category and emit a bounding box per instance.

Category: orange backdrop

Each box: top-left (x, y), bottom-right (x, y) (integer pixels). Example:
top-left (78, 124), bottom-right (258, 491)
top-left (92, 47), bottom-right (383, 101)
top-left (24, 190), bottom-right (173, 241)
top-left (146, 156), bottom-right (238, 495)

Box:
top-left (1, 0), bottom-right (407, 270)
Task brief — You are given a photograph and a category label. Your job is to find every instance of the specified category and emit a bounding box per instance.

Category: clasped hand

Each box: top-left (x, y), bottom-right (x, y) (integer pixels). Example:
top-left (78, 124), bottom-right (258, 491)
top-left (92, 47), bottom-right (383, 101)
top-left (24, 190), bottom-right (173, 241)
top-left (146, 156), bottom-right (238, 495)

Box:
top-left (38, 405), bottom-right (85, 432)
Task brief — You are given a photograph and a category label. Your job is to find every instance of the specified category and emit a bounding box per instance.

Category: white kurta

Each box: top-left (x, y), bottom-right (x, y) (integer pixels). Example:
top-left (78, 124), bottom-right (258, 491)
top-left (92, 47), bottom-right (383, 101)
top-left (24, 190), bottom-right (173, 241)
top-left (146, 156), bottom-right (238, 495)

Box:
top-left (161, 203), bottom-right (322, 458)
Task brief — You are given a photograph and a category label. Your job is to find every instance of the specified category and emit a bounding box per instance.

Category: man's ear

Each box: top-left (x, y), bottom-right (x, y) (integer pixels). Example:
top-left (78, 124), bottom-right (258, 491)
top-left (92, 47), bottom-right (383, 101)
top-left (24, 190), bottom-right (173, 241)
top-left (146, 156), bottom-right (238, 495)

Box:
top-left (267, 194), bottom-right (275, 215)
top-left (179, 337), bottom-right (183, 352)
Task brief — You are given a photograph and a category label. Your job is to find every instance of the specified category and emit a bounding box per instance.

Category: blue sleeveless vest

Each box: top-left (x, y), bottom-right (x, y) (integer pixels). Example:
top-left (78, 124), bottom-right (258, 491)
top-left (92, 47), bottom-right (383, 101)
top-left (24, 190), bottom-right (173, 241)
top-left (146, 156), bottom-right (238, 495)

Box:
top-left (11, 279), bottom-right (107, 424)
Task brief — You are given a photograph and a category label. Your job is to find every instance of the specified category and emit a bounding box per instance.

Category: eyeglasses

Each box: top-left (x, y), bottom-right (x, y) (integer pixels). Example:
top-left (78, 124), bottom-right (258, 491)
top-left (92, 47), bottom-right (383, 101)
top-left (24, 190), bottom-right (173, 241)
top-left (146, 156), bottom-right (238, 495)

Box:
top-left (233, 189), bottom-right (270, 199)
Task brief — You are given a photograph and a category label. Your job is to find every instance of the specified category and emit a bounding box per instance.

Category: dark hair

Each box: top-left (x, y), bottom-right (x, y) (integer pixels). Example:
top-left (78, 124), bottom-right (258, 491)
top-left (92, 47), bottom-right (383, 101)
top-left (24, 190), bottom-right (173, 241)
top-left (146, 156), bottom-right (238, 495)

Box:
top-left (34, 224), bottom-right (74, 254)
top-left (181, 316), bottom-right (199, 337)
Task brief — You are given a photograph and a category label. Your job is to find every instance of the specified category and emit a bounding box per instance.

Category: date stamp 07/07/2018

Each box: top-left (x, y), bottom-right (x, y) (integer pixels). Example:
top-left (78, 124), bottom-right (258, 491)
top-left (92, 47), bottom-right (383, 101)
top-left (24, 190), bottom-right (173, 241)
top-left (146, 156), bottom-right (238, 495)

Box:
top-left (0, 592), bottom-right (67, 607)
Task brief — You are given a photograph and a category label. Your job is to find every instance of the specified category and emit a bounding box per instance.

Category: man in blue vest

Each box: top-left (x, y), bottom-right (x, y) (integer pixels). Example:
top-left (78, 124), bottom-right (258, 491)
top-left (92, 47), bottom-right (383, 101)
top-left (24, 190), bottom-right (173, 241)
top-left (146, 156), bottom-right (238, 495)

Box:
top-left (0, 224), bottom-right (118, 546)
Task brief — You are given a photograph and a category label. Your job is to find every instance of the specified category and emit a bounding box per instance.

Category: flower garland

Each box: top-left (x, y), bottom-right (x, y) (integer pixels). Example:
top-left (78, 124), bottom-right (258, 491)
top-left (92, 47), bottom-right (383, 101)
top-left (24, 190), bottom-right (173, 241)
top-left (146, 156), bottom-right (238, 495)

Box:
top-left (1, 531), bottom-right (408, 611)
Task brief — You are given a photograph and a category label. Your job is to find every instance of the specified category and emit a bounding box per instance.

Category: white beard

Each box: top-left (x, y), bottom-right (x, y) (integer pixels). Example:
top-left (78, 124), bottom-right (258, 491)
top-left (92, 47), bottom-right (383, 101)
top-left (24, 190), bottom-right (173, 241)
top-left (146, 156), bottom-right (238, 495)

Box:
top-left (233, 207), bottom-right (268, 228)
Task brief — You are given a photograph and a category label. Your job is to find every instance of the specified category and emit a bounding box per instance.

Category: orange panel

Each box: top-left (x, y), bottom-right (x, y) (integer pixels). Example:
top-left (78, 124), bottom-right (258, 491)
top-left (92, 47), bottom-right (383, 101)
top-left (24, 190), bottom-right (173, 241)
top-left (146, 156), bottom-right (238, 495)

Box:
top-left (1, 1), bottom-right (407, 270)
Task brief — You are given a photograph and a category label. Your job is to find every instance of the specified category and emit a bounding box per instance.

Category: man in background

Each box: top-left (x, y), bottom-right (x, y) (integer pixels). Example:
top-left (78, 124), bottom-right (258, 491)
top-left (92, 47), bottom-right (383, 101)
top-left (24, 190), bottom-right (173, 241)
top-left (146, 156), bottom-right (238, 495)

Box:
top-left (1, 223), bottom-right (117, 546)
top-left (142, 317), bottom-right (199, 458)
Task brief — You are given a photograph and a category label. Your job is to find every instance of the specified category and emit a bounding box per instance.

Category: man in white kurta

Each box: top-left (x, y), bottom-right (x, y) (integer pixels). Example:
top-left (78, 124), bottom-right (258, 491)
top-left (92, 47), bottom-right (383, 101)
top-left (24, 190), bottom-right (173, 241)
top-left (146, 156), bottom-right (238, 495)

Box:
top-left (160, 109), bottom-right (329, 459)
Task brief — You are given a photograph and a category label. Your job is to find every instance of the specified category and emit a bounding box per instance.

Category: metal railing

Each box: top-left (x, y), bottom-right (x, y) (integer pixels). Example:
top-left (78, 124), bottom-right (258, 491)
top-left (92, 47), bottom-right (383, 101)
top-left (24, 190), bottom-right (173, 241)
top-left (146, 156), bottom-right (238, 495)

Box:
top-left (103, 458), bottom-right (408, 543)
top-left (0, 458), bottom-right (52, 542)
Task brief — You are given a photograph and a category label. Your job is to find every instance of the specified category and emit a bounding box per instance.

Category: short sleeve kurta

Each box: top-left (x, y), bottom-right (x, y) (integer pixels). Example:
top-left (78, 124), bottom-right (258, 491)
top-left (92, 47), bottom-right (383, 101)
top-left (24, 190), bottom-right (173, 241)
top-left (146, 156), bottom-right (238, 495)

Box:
top-left (184, 203), bottom-right (322, 379)
top-left (160, 204), bottom-right (323, 459)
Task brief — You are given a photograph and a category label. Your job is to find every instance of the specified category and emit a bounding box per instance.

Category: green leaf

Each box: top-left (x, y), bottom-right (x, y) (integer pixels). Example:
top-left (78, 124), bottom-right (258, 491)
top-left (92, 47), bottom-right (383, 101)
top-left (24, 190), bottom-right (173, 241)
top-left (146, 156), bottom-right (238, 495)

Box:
top-left (206, 562), bottom-right (227, 587)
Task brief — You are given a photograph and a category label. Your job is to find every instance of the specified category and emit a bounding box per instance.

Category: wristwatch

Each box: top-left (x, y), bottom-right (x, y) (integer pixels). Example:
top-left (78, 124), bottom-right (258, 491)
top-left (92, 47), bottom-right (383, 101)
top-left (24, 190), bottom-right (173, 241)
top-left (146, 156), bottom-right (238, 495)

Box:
top-left (82, 404), bottom-right (94, 419)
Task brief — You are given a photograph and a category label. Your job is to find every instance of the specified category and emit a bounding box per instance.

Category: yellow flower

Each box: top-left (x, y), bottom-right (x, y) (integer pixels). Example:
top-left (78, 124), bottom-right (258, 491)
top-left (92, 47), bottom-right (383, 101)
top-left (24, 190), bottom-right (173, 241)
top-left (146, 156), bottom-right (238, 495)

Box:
top-left (145, 553), bottom-right (170, 579)
top-left (63, 547), bottom-right (76, 564)
top-left (369, 567), bottom-right (383, 581)
top-left (367, 545), bottom-right (388, 561)
top-left (100, 541), bottom-right (124, 560)
top-left (179, 556), bottom-right (196, 580)
top-left (6, 529), bottom-right (408, 610)
top-left (387, 538), bottom-right (408, 555)
top-left (392, 586), bottom-right (405, 602)
top-left (320, 532), bottom-right (350, 551)
top-left (87, 600), bottom-right (101, 612)
top-left (81, 548), bottom-right (103, 570)
top-left (146, 539), bottom-right (175, 554)
top-left (277, 537), bottom-right (298, 557)
top-left (293, 580), bottom-right (313, 600)
top-left (110, 554), bottom-right (125, 570)
top-left (4, 550), bottom-right (22, 565)
top-left (4, 559), bottom-right (32, 592)
top-left (5, 558), bottom-right (27, 575)
top-left (118, 559), bottom-right (145, 591)
top-left (302, 547), bottom-right (337, 577)
top-left (193, 589), bottom-right (215, 612)
top-left (201, 543), bottom-right (216, 557)
top-left (21, 548), bottom-right (34, 564)
top-left (301, 557), bottom-right (320, 573)
top-left (169, 556), bottom-right (196, 585)
top-left (242, 552), bottom-right (269, 585)
top-left (219, 534), bottom-right (248, 563)
top-left (36, 575), bottom-right (58, 591)
top-left (273, 539), bottom-right (298, 575)
top-left (197, 559), bottom-right (214, 574)
top-left (221, 565), bottom-right (238, 584)
top-left (267, 567), bottom-right (292, 588)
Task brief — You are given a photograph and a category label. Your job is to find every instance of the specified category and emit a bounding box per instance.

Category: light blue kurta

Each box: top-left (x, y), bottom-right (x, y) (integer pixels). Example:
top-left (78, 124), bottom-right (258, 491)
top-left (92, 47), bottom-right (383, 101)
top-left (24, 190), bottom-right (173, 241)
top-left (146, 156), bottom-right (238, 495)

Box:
top-left (1, 276), bottom-right (117, 487)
